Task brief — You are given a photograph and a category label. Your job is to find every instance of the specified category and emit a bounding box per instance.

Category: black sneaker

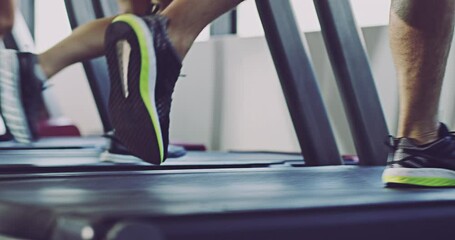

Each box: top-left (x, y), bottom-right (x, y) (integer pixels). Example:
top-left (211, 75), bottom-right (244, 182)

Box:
top-left (383, 123), bottom-right (455, 187)
top-left (105, 14), bottom-right (182, 164)
top-left (0, 50), bottom-right (47, 143)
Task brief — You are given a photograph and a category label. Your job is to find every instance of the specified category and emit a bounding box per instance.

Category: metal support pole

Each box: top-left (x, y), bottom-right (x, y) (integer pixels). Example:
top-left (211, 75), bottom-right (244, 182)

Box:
top-left (210, 10), bottom-right (237, 36)
top-left (314, 0), bottom-right (389, 166)
top-left (256, 0), bottom-right (342, 166)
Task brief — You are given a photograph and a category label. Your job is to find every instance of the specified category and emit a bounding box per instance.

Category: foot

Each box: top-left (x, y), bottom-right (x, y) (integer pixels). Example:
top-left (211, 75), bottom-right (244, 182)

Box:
top-left (383, 123), bottom-right (455, 187)
top-left (105, 14), bottom-right (182, 164)
top-left (0, 50), bottom-right (47, 143)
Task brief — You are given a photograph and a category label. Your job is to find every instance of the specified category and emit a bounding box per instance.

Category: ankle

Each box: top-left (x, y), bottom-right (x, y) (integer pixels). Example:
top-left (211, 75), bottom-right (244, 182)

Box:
top-left (409, 132), bottom-right (440, 145)
top-left (161, 12), bottom-right (199, 60)
top-left (166, 28), bottom-right (194, 60)
top-left (37, 54), bottom-right (54, 79)
top-left (399, 123), bottom-right (441, 145)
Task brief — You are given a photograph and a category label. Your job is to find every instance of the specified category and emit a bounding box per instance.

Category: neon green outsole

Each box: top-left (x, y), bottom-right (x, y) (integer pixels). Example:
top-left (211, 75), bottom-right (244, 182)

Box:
top-left (383, 175), bottom-right (455, 187)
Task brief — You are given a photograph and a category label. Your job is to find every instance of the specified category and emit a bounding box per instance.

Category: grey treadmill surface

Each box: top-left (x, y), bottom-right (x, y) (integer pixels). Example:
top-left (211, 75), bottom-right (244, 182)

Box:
top-left (0, 166), bottom-right (454, 240)
top-left (0, 137), bottom-right (107, 161)
top-left (0, 136), bottom-right (107, 149)
top-left (0, 151), bottom-right (303, 173)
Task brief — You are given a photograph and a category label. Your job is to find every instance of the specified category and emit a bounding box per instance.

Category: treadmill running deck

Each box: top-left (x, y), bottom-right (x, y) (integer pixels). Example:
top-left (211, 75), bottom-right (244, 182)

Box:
top-left (0, 166), bottom-right (454, 240)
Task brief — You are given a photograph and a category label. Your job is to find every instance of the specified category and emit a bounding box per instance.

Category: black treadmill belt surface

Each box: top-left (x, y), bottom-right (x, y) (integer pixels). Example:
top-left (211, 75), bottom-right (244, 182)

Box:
top-left (0, 166), bottom-right (454, 239)
top-left (0, 152), bottom-right (303, 174)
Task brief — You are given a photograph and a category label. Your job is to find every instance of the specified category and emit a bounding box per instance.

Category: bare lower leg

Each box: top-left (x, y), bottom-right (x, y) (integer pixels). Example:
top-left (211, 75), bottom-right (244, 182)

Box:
top-left (38, 17), bottom-right (114, 78)
top-left (37, 0), bottom-right (240, 78)
top-left (161, 0), bottom-right (243, 59)
top-left (391, 0), bottom-right (455, 144)
top-left (38, 0), bottom-right (157, 79)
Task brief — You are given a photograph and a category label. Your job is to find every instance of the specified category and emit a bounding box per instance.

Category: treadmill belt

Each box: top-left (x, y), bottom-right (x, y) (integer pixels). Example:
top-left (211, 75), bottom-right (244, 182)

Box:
top-left (0, 151), bottom-right (304, 174)
top-left (0, 136), bottom-right (108, 150)
top-left (0, 166), bottom-right (454, 239)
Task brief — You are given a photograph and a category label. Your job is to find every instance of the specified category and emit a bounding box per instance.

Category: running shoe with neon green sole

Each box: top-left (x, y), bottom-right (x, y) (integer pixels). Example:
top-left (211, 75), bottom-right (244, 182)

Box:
top-left (383, 123), bottom-right (455, 187)
top-left (105, 14), bottom-right (181, 164)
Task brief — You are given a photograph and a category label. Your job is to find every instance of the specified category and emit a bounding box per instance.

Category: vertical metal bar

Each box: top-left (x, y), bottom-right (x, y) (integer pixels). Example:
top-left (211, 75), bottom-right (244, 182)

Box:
top-left (256, 0), bottom-right (342, 166)
top-left (210, 10), bottom-right (237, 36)
top-left (314, 0), bottom-right (389, 166)
top-left (18, 0), bottom-right (35, 39)
top-left (64, 0), bottom-right (113, 132)
top-left (93, 0), bottom-right (119, 18)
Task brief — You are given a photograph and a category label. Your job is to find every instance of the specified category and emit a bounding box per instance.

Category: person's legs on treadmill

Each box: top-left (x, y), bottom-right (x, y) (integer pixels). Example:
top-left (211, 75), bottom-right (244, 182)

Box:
top-left (0, 0), bottom-right (159, 143)
top-left (0, 0), bottom-right (15, 38)
top-left (105, 0), bottom-right (243, 164)
top-left (383, 0), bottom-right (455, 187)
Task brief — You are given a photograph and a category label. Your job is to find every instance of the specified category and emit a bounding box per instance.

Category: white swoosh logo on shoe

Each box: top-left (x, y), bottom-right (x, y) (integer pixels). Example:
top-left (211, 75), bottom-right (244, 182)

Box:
top-left (116, 40), bottom-right (131, 99)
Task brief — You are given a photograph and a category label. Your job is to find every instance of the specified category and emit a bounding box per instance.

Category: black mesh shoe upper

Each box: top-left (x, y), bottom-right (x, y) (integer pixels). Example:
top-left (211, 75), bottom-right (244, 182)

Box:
top-left (389, 123), bottom-right (455, 171)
